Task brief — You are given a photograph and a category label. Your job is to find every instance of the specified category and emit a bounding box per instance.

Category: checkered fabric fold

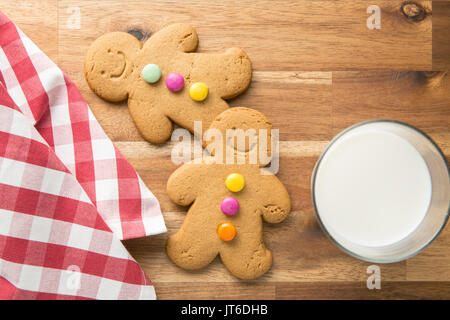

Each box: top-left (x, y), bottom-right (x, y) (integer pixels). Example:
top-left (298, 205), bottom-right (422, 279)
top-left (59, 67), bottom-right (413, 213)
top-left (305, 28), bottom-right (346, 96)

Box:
top-left (0, 84), bottom-right (156, 299)
top-left (0, 11), bottom-right (166, 299)
top-left (0, 11), bottom-right (166, 240)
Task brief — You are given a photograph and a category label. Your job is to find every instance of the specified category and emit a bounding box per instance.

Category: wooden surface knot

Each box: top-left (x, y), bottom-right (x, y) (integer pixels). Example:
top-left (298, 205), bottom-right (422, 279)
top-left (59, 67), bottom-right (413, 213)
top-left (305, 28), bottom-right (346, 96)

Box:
top-left (421, 71), bottom-right (447, 88)
top-left (127, 28), bottom-right (151, 42)
top-left (401, 1), bottom-right (428, 22)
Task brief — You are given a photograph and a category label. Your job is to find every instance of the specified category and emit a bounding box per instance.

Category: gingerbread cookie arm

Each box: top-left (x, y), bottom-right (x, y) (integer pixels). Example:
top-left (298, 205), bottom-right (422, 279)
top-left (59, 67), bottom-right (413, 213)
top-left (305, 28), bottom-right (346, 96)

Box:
top-left (128, 97), bottom-right (173, 144)
top-left (258, 171), bottom-right (291, 224)
top-left (190, 48), bottom-right (252, 100)
top-left (84, 32), bottom-right (141, 102)
top-left (167, 163), bottom-right (204, 207)
top-left (143, 23), bottom-right (198, 53)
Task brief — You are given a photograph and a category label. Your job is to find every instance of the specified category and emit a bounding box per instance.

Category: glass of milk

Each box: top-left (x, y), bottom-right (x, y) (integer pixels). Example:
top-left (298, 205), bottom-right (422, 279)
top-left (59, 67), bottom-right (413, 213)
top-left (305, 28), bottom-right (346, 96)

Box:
top-left (312, 120), bottom-right (449, 262)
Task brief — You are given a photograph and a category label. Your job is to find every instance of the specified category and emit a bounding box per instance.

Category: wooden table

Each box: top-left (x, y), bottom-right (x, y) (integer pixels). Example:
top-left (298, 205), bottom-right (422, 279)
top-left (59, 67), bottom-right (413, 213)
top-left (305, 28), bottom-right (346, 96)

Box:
top-left (3, 0), bottom-right (449, 299)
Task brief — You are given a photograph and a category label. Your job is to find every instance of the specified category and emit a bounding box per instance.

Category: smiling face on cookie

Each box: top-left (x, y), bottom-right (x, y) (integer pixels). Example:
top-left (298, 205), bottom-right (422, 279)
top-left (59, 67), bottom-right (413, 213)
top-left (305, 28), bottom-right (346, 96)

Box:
top-left (84, 32), bottom-right (141, 102)
top-left (84, 24), bottom-right (252, 144)
top-left (205, 107), bottom-right (273, 166)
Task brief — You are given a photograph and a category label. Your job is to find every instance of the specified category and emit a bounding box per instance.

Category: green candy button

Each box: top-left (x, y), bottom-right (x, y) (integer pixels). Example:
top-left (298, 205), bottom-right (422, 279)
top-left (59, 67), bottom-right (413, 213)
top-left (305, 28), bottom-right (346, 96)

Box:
top-left (141, 64), bottom-right (161, 84)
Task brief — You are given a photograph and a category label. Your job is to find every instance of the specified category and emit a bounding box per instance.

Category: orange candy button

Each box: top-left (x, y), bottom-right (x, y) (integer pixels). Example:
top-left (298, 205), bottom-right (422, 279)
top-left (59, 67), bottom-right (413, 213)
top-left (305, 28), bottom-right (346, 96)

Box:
top-left (217, 222), bottom-right (236, 241)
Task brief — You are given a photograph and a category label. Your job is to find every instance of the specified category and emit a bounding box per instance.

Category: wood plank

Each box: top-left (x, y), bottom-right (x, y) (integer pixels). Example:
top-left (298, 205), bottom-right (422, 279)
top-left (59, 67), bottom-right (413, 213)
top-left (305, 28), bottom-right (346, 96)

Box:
top-left (155, 282), bottom-right (276, 300)
top-left (276, 281), bottom-right (450, 299)
top-left (155, 281), bottom-right (450, 299)
top-left (406, 223), bottom-right (450, 281)
top-left (120, 145), bottom-right (448, 296)
top-left (433, 1), bottom-right (450, 69)
top-left (120, 148), bottom-right (409, 284)
top-left (114, 141), bottom-right (331, 160)
top-left (58, 0), bottom-right (431, 71)
top-left (116, 146), bottom-right (321, 214)
top-left (232, 72), bottom-right (332, 141)
top-left (0, 0), bottom-right (58, 62)
top-left (118, 143), bottom-right (448, 288)
top-left (332, 71), bottom-right (450, 151)
top-left (123, 210), bottom-right (407, 283)
top-left (54, 70), bottom-right (333, 142)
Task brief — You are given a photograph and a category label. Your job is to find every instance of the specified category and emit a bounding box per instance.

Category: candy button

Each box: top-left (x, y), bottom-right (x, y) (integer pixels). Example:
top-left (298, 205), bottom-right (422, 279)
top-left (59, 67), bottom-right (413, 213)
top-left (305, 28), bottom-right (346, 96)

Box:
top-left (141, 64), bottom-right (161, 83)
top-left (225, 173), bottom-right (245, 192)
top-left (220, 197), bottom-right (239, 216)
top-left (189, 82), bottom-right (208, 101)
top-left (165, 72), bottom-right (184, 92)
top-left (217, 222), bottom-right (236, 241)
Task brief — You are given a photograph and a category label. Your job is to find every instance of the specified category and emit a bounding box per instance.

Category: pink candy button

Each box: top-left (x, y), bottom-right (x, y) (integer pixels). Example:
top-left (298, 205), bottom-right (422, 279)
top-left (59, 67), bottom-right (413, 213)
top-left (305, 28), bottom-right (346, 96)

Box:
top-left (165, 72), bottom-right (184, 92)
top-left (220, 197), bottom-right (239, 216)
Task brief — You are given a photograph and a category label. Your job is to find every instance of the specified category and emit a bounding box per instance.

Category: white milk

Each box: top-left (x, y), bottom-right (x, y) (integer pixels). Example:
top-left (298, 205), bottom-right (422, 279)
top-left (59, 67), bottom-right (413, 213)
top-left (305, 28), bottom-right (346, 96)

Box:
top-left (314, 127), bottom-right (432, 247)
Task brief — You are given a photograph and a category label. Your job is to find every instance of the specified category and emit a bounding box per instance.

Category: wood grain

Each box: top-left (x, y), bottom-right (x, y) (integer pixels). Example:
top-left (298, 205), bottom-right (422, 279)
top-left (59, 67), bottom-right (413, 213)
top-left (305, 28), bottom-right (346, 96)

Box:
top-left (433, 1), bottom-right (450, 69)
top-left (57, 0), bottom-right (432, 71)
top-left (2, 0), bottom-right (449, 299)
top-left (275, 281), bottom-right (450, 300)
top-left (332, 71), bottom-right (450, 153)
top-left (60, 71), bottom-right (334, 142)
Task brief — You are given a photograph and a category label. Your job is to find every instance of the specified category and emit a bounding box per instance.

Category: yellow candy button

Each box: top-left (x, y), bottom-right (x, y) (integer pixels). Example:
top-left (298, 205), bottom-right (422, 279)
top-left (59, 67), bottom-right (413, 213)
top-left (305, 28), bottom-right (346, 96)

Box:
top-left (225, 173), bottom-right (245, 192)
top-left (189, 82), bottom-right (208, 101)
top-left (218, 222), bottom-right (236, 241)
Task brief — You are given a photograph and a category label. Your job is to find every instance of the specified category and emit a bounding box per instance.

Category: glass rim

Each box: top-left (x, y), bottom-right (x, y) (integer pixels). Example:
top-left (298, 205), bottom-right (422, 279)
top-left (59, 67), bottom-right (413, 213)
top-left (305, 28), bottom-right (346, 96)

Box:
top-left (310, 119), bottom-right (450, 263)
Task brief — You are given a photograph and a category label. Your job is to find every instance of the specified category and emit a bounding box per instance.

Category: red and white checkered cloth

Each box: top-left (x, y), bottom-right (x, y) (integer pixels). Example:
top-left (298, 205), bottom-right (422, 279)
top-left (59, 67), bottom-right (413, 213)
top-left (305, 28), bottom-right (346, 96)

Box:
top-left (0, 12), bottom-right (165, 240)
top-left (0, 12), bottom-right (166, 299)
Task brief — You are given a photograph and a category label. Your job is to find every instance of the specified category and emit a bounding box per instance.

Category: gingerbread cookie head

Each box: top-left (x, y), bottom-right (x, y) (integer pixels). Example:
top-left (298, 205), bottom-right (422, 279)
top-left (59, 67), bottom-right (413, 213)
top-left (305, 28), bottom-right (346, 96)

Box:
top-left (205, 107), bottom-right (275, 168)
top-left (166, 107), bottom-right (290, 279)
top-left (84, 24), bottom-right (252, 143)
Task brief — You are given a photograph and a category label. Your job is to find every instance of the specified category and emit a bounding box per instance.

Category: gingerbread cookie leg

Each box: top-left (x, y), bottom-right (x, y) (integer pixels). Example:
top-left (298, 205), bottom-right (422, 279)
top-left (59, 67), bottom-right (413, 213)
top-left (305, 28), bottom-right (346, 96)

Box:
top-left (167, 228), bottom-right (220, 271)
top-left (219, 233), bottom-right (273, 279)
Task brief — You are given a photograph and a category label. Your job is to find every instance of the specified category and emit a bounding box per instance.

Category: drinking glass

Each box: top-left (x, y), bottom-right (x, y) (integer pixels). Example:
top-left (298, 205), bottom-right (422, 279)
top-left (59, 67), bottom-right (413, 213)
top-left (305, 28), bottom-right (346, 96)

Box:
top-left (311, 120), bottom-right (450, 263)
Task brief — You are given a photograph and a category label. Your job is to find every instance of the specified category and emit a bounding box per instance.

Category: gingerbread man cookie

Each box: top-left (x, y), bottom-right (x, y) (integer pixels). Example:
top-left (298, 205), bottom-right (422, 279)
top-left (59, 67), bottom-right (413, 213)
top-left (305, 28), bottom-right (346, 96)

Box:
top-left (166, 108), bottom-right (291, 279)
top-left (84, 24), bottom-right (252, 143)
